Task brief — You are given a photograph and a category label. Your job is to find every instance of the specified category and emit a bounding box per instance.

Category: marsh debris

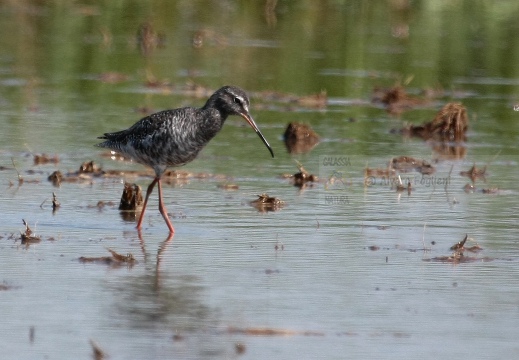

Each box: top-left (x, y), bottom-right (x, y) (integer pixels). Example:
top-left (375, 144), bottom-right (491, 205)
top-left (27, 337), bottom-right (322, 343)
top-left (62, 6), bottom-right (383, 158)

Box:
top-left (449, 234), bottom-right (483, 252)
top-left (395, 176), bottom-right (412, 194)
top-left (79, 248), bottom-right (137, 266)
top-left (172, 333), bottom-right (185, 341)
top-left (395, 102), bottom-right (469, 159)
top-left (0, 281), bottom-right (18, 291)
top-left (481, 187), bottom-right (499, 194)
top-left (48, 170), bottom-right (63, 186)
top-left (423, 253), bottom-right (493, 264)
top-left (365, 167), bottom-right (396, 179)
top-left (365, 156), bottom-right (435, 190)
top-left (217, 183), bottom-right (239, 191)
top-left (95, 200), bottom-right (117, 209)
top-left (52, 192), bottom-right (60, 212)
top-left (227, 326), bottom-right (324, 337)
top-left (425, 234), bottom-right (485, 264)
top-left (296, 90), bottom-right (328, 108)
top-left (192, 28), bottom-right (229, 48)
top-left (460, 164), bottom-right (487, 183)
top-left (391, 156), bottom-right (435, 174)
top-left (406, 180), bottom-right (412, 195)
top-left (107, 248), bottom-right (136, 262)
top-left (250, 194), bottom-right (284, 212)
top-left (96, 72), bottom-right (128, 84)
top-left (287, 161), bottom-right (318, 188)
top-left (256, 89), bottom-right (327, 109)
top-left (283, 122), bottom-right (320, 154)
top-left (403, 102), bottom-right (468, 142)
top-left (20, 219), bottom-right (41, 245)
top-left (119, 183), bottom-right (143, 211)
top-left (365, 167), bottom-right (395, 178)
top-left (143, 70), bottom-right (172, 90)
top-left (137, 22), bottom-right (166, 57)
top-left (449, 234), bottom-right (468, 251)
top-left (293, 167), bottom-right (318, 188)
top-left (90, 339), bottom-right (107, 360)
top-left (33, 153), bottom-right (59, 165)
top-left (431, 102), bottom-right (469, 142)
top-left (118, 183), bottom-right (142, 222)
top-left (48, 161), bottom-right (105, 186)
top-left (235, 342), bottom-right (246, 355)
top-left (78, 160), bottom-right (103, 175)
top-left (463, 183), bottom-right (499, 194)
top-left (372, 85), bottom-right (427, 114)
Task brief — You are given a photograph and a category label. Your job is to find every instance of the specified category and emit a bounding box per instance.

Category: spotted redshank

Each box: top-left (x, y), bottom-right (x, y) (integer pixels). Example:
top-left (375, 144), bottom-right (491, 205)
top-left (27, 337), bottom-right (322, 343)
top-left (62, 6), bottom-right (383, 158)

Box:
top-left (97, 85), bottom-right (274, 233)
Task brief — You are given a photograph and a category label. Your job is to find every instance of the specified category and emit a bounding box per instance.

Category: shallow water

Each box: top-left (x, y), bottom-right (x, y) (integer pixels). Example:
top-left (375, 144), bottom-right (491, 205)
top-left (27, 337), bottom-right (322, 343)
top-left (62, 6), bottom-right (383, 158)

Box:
top-left (1, 1), bottom-right (519, 359)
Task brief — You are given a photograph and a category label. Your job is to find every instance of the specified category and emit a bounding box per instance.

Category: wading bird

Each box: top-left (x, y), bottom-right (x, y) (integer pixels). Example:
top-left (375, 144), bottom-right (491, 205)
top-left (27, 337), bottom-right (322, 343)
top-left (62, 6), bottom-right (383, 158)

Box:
top-left (98, 86), bottom-right (274, 233)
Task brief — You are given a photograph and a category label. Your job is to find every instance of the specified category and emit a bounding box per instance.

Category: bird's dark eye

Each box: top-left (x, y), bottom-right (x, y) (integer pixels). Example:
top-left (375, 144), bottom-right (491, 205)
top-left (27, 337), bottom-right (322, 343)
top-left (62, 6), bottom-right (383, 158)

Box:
top-left (233, 97), bottom-right (242, 105)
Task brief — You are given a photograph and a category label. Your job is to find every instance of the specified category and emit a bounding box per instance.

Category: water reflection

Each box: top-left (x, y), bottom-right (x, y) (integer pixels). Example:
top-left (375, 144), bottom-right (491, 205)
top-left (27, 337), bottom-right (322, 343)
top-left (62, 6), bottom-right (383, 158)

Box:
top-left (110, 232), bottom-right (215, 333)
top-left (110, 270), bottom-right (212, 331)
top-left (137, 231), bottom-right (173, 289)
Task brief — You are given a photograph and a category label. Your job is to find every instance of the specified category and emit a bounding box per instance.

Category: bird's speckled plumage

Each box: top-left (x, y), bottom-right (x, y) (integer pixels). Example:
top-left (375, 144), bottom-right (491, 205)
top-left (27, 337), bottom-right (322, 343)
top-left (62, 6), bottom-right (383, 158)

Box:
top-left (97, 85), bottom-right (273, 233)
top-left (98, 86), bottom-right (256, 176)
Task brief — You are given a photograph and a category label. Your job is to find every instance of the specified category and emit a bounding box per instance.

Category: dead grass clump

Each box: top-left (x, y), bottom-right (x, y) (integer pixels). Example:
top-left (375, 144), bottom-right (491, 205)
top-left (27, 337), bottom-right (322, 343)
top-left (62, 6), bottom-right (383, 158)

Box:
top-left (118, 183), bottom-right (143, 211)
top-left (283, 122), bottom-right (320, 154)
top-left (403, 102), bottom-right (468, 142)
top-left (372, 85), bottom-right (427, 114)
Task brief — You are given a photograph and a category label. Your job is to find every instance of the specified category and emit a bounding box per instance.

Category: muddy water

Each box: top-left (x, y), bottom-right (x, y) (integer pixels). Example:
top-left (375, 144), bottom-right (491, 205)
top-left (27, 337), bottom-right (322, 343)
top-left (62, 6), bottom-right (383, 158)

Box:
top-left (1, 1), bottom-right (519, 359)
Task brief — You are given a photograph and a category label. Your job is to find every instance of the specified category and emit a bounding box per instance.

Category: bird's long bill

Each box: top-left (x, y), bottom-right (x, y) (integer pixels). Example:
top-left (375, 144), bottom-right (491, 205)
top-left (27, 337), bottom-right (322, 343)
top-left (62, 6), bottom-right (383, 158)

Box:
top-left (241, 113), bottom-right (274, 158)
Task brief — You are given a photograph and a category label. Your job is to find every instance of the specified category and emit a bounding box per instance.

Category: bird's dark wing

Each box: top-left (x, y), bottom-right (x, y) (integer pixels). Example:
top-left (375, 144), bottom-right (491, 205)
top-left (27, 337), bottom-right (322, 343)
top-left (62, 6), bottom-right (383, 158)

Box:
top-left (98, 112), bottom-right (165, 141)
top-left (97, 108), bottom-right (197, 149)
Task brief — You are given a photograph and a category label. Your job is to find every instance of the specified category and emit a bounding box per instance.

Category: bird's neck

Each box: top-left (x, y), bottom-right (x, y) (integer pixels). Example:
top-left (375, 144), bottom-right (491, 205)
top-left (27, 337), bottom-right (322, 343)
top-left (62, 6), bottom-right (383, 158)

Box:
top-left (197, 107), bottom-right (226, 140)
top-left (202, 94), bottom-right (232, 120)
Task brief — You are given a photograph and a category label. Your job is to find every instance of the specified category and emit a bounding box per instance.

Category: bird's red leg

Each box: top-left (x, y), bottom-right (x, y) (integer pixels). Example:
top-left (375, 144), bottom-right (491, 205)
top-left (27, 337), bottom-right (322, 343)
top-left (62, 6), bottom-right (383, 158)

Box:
top-left (136, 178), bottom-right (158, 230)
top-left (157, 178), bottom-right (175, 233)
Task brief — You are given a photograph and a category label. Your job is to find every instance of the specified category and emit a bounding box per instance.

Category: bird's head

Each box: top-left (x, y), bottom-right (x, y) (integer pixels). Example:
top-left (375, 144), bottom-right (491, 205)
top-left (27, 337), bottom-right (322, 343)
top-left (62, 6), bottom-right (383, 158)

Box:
top-left (210, 86), bottom-right (274, 158)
